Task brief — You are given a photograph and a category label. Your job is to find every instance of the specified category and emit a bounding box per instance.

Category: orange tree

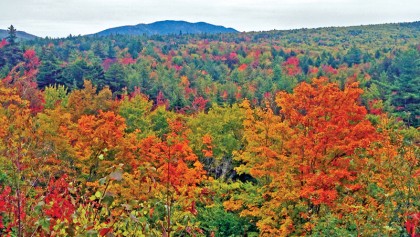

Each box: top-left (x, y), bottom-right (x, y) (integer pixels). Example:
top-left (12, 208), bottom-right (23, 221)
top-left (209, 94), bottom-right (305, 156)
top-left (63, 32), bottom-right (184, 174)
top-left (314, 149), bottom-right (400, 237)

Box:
top-left (226, 78), bottom-right (380, 236)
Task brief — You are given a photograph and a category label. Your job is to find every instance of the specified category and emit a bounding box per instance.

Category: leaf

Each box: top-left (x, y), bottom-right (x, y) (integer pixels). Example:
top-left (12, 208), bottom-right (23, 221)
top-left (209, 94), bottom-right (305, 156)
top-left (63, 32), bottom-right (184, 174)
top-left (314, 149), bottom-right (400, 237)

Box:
top-left (109, 169), bottom-right (123, 181)
top-left (99, 177), bottom-right (107, 185)
top-left (95, 191), bottom-right (102, 198)
top-left (99, 227), bottom-right (112, 236)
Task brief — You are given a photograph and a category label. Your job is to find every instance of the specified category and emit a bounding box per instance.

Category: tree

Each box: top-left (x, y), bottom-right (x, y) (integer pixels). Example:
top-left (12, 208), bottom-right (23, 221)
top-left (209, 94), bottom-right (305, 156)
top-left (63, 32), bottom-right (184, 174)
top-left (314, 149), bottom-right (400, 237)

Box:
top-left (64, 110), bottom-right (126, 180)
top-left (37, 46), bottom-right (64, 88)
top-left (226, 99), bottom-right (295, 236)
top-left (188, 103), bottom-right (245, 180)
top-left (0, 25), bottom-right (23, 68)
top-left (391, 49), bottom-right (420, 127)
top-left (276, 78), bottom-right (378, 233)
top-left (6, 25), bottom-right (17, 45)
top-left (344, 46), bottom-right (362, 66)
top-left (226, 78), bottom-right (379, 235)
top-left (2, 49), bottom-right (44, 113)
top-left (104, 63), bottom-right (126, 94)
top-left (118, 91), bottom-right (153, 134)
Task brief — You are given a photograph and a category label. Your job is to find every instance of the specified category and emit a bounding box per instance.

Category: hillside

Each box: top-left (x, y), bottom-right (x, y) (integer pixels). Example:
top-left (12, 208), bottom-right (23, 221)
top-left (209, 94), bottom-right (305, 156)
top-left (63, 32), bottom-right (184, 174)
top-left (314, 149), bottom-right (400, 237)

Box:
top-left (91, 20), bottom-right (238, 36)
top-left (0, 29), bottom-right (38, 41)
top-left (0, 19), bottom-right (419, 236)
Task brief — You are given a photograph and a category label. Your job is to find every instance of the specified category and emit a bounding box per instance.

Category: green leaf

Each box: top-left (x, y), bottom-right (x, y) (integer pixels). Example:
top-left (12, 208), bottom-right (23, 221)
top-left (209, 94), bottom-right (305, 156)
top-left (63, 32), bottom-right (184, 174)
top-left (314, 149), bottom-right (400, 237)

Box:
top-left (99, 177), bottom-right (107, 185)
top-left (95, 191), bottom-right (102, 198)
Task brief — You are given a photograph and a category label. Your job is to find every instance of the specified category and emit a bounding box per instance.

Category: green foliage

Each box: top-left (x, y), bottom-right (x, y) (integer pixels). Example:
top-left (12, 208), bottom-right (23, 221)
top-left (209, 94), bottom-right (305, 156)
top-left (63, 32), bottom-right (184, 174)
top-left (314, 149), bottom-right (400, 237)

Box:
top-left (119, 93), bottom-right (153, 134)
top-left (198, 204), bottom-right (257, 237)
top-left (188, 103), bottom-right (245, 180)
top-left (390, 48), bottom-right (420, 127)
top-left (44, 84), bottom-right (69, 109)
top-left (104, 63), bottom-right (126, 93)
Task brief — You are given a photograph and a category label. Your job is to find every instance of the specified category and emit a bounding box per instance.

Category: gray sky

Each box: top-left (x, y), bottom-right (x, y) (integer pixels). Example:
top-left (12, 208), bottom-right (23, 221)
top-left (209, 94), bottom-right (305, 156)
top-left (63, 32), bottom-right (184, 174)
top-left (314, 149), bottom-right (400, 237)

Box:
top-left (1, 0), bottom-right (419, 38)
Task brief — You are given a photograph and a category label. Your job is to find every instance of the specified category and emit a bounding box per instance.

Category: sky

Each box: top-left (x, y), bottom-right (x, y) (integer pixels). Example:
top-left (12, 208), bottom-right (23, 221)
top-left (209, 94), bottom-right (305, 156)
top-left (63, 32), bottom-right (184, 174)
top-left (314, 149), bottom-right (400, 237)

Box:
top-left (1, 0), bottom-right (419, 38)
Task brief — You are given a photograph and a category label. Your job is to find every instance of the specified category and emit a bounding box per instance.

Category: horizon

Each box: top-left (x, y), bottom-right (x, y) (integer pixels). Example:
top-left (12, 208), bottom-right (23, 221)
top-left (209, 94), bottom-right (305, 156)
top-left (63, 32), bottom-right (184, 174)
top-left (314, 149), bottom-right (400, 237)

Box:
top-left (3, 18), bottom-right (420, 39)
top-left (1, 0), bottom-right (419, 38)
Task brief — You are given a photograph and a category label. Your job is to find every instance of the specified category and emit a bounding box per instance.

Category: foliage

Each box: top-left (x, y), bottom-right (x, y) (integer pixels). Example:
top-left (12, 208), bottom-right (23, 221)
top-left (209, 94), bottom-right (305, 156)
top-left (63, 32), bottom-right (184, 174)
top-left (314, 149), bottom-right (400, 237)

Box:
top-left (0, 23), bottom-right (419, 236)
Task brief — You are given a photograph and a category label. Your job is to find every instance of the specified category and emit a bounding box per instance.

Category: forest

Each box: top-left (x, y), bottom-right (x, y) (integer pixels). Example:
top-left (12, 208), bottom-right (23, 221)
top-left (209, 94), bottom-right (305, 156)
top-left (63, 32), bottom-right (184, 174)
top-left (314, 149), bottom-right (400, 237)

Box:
top-left (0, 21), bottom-right (419, 236)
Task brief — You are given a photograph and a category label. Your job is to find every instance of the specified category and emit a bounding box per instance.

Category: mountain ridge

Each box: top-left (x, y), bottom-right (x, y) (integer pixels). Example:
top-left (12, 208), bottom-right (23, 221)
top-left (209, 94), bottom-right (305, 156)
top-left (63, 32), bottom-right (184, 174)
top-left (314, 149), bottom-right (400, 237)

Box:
top-left (90, 20), bottom-right (238, 36)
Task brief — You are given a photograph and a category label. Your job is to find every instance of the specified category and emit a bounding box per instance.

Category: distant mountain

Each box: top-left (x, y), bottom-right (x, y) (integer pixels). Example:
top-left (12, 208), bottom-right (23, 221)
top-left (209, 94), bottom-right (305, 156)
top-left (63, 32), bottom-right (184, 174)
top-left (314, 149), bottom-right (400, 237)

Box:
top-left (91, 20), bottom-right (238, 36)
top-left (0, 29), bottom-right (38, 41)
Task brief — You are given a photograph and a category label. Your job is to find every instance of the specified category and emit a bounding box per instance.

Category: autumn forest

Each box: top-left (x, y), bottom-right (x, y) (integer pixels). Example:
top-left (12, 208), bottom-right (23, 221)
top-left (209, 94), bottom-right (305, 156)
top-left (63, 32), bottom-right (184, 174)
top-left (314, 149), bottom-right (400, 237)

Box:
top-left (0, 21), bottom-right (419, 236)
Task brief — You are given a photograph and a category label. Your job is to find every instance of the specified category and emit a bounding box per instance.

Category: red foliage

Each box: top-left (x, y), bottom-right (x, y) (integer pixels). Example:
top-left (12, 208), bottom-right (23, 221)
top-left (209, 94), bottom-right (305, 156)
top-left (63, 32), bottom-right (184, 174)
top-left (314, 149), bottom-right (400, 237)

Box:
top-left (322, 65), bottom-right (338, 75)
top-left (102, 58), bottom-right (117, 71)
top-left (192, 96), bottom-right (208, 112)
top-left (406, 213), bottom-right (420, 237)
top-left (282, 57), bottom-right (302, 76)
top-left (2, 49), bottom-right (44, 114)
top-left (0, 39), bottom-right (8, 48)
top-left (23, 49), bottom-right (40, 69)
top-left (99, 228), bottom-right (113, 236)
top-left (308, 66), bottom-right (319, 75)
top-left (226, 52), bottom-right (239, 66)
top-left (188, 201), bottom-right (198, 215)
top-left (238, 64), bottom-right (248, 72)
top-left (0, 186), bottom-right (12, 229)
top-left (120, 56), bottom-right (136, 65)
top-left (368, 99), bottom-right (383, 115)
top-left (0, 185), bottom-right (26, 233)
top-left (174, 65), bottom-right (183, 71)
top-left (44, 175), bottom-right (75, 227)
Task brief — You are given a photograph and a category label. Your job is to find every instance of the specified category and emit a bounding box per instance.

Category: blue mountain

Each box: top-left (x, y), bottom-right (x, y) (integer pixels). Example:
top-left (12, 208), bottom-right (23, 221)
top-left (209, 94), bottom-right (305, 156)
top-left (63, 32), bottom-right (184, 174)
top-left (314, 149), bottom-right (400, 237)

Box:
top-left (91, 20), bottom-right (238, 36)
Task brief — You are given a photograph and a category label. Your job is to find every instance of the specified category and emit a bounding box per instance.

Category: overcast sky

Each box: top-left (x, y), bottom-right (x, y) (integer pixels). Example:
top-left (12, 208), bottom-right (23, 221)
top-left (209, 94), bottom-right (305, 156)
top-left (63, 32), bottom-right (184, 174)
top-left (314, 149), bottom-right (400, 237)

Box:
top-left (1, 0), bottom-right (419, 38)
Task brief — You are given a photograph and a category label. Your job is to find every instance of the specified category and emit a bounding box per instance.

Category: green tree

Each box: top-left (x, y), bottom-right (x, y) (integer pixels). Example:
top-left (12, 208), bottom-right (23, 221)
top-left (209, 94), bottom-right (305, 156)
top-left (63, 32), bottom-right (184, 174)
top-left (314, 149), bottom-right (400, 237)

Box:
top-left (188, 103), bottom-right (245, 180)
top-left (344, 46), bottom-right (362, 66)
top-left (1, 25), bottom-right (23, 67)
top-left (37, 46), bottom-right (63, 88)
top-left (391, 49), bottom-right (420, 127)
top-left (104, 63), bottom-right (126, 93)
top-left (6, 25), bottom-right (17, 45)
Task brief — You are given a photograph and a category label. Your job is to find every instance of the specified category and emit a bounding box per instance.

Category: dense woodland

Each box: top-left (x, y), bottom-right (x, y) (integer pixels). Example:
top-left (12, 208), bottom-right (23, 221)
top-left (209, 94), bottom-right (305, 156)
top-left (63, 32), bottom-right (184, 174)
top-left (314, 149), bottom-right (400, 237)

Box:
top-left (0, 22), bottom-right (419, 236)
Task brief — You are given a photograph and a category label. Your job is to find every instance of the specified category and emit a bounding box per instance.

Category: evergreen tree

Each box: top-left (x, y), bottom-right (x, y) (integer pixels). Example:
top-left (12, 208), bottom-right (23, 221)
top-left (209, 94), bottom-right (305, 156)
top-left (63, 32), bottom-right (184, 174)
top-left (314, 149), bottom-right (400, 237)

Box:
top-left (391, 49), bottom-right (420, 127)
top-left (104, 63), bottom-right (126, 93)
top-left (37, 46), bottom-right (63, 88)
top-left (6, 25), bottom-right (17, 45)
top-left (1, 25), bottom-right (23, 67)
top-left (344, 46), bottom-right (362, 66)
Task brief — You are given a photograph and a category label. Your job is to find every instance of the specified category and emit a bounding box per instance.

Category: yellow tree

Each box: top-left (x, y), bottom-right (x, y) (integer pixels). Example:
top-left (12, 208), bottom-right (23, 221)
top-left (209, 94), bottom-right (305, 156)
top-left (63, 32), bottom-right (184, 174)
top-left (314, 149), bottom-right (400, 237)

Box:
top-left (226, 99), bottom-right (296, 236)
top-left (356, 115), bottom-right (420, 235)
top-left (0, 82), bottom-right (41, 236)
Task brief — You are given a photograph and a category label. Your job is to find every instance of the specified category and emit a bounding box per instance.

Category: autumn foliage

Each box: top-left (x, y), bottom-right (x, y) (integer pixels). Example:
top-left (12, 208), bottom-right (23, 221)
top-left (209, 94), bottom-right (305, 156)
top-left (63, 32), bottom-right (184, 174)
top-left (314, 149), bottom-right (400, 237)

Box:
top-left (0, 24), bottom-right (420, 236)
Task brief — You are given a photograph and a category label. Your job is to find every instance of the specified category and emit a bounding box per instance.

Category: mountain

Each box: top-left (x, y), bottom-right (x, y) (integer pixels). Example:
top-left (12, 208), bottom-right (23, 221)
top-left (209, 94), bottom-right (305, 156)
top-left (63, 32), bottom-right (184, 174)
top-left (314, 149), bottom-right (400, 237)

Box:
top-left (0, 29), bottom-right (38, 41)
top-left (91, 20), bottom-right (238, 36)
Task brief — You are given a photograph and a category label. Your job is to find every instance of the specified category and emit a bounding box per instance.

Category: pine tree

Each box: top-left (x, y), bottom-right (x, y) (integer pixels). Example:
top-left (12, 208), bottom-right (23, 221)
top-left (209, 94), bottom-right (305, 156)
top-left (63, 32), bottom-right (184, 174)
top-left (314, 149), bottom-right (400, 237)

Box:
top-left (6, 25), bottom-right (17, 45)
top-left (37, 46), bottom-right (63, 88)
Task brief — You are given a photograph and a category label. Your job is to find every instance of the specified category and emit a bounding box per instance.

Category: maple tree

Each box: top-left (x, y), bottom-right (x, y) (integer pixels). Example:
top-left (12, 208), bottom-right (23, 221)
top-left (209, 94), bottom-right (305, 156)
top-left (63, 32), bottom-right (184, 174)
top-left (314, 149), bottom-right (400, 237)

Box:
top-left (276, 78), bottom-right (379, 234)
top-left (225, 78), bottom-right (382, 235)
